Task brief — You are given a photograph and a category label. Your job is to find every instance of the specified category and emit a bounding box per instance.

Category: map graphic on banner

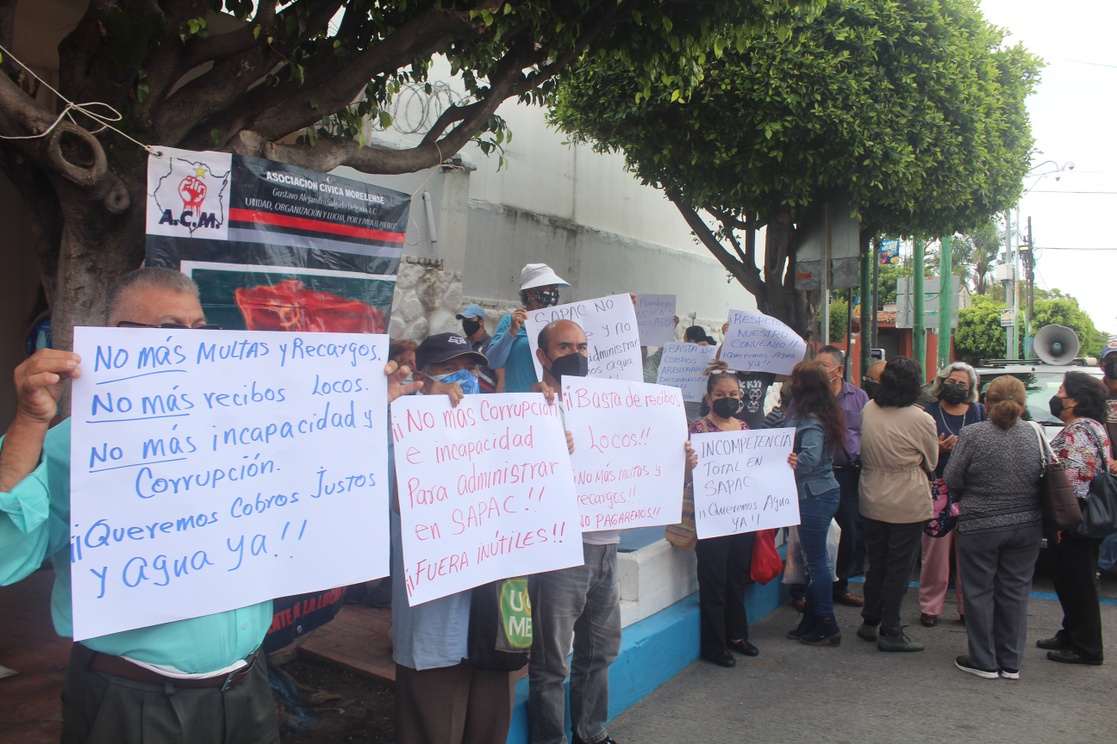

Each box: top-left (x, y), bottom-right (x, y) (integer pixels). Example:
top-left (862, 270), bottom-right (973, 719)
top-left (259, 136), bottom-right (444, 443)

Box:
top-left (145, 147), bottom-right (409, 334)
top-left (68, 327), bottom-right (391, 641)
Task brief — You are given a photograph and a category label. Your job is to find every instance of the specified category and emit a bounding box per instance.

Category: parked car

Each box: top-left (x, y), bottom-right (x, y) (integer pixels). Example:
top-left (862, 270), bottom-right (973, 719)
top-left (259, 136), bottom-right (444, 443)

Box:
top-left (972, 359), bottom-right (1104, 440)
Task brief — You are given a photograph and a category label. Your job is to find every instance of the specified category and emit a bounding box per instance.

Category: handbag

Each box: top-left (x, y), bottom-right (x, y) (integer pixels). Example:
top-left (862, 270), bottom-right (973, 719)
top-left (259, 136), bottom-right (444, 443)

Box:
top-left (923, 476), bottom-right (959, 538)
top-left (1031, 422), bottom-right (1083, 532)
top-left (750, 529), bottom-right (782, 584)
top-left (467, 577), bottom-right (531, 671)
top-left (1075, 427), bottom-right (1117, 538)
top-left (665, 483), bottom-right (697, 549)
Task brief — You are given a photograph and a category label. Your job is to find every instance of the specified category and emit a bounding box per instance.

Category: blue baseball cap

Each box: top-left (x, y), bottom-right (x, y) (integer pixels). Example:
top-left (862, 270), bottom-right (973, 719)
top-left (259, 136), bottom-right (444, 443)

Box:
top-left (456, 304), bottom-right (485, 320)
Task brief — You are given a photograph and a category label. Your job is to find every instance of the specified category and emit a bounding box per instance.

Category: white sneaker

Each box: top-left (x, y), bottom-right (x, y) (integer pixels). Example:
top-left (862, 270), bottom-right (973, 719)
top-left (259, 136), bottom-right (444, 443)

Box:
top-left (955, 655), bottom-right (998, 679)
top-left (999, 668), bottom-right (1020, 680)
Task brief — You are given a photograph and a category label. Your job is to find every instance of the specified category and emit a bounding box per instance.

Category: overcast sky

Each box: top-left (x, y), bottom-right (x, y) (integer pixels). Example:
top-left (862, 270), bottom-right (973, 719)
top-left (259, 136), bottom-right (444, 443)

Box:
top-left (979, 0), bottom-right (1117, 334)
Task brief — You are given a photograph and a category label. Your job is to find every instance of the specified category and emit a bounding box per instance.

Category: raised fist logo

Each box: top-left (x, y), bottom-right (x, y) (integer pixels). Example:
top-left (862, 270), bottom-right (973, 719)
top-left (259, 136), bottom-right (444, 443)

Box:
top-left (178, 175), bottom-right (207, 213)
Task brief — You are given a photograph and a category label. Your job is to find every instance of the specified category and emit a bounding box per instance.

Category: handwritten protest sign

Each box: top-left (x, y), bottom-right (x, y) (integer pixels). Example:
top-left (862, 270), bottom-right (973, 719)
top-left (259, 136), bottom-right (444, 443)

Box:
top-left (69, 327), bottom-right (390, 641)
top-left (656, 343), bottom-right (719, 402)
top-left (390, 394), bottom-right (582, 606)
top-left (719, 310), bottom-right (806, 375)
top-left (563, 377), bottom-right (688, 531)
top-left (525, 294), bottom-right (642, 382)
top-left (635, 294), bottom-right (677, 346)
top-left (689, 428), bottom-right (799, 539)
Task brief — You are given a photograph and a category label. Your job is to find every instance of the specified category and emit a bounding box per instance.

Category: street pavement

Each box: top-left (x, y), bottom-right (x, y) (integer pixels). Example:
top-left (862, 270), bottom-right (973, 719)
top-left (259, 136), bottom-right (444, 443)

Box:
top-left (608, 573), bottom-right (1117, 744)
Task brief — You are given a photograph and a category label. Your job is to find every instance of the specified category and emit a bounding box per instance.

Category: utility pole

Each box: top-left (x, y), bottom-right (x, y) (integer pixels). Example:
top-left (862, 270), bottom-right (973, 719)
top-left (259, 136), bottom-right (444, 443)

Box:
top-left (938, 235), bottom-right (953, 370)
top-left (1023, 216), bottom-right (1035, 358)
top-left (913, 238), bottom-right (926, 379)
top-left (860, 236), bottom-right (872, 382)
top-left (820, 202), bottom-right (831, 348)
top-left (1004, 211), bottom-right (1017, 359)
top-left (871, 236), bottom-right (880, 352)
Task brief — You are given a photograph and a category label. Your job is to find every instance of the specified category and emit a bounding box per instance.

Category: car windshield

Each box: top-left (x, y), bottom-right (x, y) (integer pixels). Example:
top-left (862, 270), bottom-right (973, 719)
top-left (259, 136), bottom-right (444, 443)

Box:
top-left (1018, 372), bottom-right (1063, 426)
top-left (977, 367), bottom-right (1103, 428)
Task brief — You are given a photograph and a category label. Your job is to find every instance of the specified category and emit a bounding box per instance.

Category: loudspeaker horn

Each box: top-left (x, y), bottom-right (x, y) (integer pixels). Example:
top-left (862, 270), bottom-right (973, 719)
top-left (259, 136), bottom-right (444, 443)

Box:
top-left (1034, 324), bottom-right (1080, 366)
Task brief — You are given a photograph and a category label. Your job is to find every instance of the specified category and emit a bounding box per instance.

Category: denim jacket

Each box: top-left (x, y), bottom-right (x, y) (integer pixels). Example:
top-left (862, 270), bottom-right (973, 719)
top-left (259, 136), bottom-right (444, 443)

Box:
top-left (788, 414), bottom-right (840, 500)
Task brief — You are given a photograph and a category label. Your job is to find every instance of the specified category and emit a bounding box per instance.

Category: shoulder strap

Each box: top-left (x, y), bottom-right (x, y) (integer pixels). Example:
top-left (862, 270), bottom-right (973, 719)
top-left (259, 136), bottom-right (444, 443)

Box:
top-left (1030, 421), bottom-right (1052, 469)
top-left (1078, 420), bottom-right (1110, 466)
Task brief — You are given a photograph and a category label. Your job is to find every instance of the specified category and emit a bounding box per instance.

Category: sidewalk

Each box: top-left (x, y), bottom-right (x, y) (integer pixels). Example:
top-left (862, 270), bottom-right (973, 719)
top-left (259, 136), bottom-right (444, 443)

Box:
top-left (607, 576), bottom-right (1117, 744)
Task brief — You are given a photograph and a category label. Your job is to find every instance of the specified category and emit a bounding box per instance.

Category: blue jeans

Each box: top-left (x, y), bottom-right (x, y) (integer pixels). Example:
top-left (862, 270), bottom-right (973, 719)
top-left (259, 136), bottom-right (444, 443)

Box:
top-left (528, 543), bottom-right (621, 744)
top-left (798, 489), bottom-right (841, 622)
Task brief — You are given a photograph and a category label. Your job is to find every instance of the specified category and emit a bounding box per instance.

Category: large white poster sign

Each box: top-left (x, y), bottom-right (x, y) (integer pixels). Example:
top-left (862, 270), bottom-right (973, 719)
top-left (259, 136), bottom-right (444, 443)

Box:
top-left (563, 377), bottom-right (688, 531)
top-left (689, 428), bottom-right (799, 539)
top-left (524, 294), bottom-right (642, 382)
top-left (69, 327), bottom-right (390, 640)
top-left (719, 309), bottom-right (807, 375)
top-left (635, 294), bottom-right (677, 346)
top-left (390, 394), bottom-right (582, 606)
top-left (656, 343), bottom-right (719, 402)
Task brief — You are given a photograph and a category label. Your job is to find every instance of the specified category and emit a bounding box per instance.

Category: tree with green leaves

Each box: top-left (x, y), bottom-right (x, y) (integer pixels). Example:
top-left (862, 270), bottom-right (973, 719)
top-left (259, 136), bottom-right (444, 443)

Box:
top-left (0, 0), bottom-right (812, 350)
top-left (954, 292), bottom-right (1102, 364)
top-left (550, 0), bottom-right (1040, 336)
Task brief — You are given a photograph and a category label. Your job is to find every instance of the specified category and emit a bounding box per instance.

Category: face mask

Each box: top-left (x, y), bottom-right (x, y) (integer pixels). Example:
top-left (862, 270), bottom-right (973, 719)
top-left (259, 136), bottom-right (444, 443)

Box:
top-left (712, 397), bottom-right (742, 418)
top-left (1048, 394), bottom-right (1065, 419)
top-left (549, 353), bottom-right (589, 382)
top-left (462, 318), bottom-right (482, 337)
top-left (531, 288), bottom-right (560, 307)
top-left (1104, 358), bottom-right (1117, 379)
top-left (862, 380), bottom-right (879, 400)
top-left (431, 368), bottom-right (480, 396)
top-left (940, 383), bottom-right (969, 405)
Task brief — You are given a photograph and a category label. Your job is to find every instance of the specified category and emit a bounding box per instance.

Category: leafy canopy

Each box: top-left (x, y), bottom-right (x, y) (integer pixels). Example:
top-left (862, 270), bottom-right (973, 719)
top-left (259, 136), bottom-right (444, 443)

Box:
top-left (551, 0), bottom-right (1041, 236)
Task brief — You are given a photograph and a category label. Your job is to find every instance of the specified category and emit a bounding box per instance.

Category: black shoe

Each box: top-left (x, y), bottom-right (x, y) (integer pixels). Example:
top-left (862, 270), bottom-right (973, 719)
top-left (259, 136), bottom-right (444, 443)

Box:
top-left (856, 623), bottom-right (879, 642)
top-left (800, 617), bottom-right (842, 646)
top-left (703, 650), bottom-right (736, 667)
top-left (728, 639), bottom-right (759, 657)
top-left (572, 737), bottom-right (618, 744)
top-left (1036, 635), bottom-right (1071, 650)
top-left (920, 613), bottom-right (937, 627)
top-left (1046, 649), bottom-right (1103, 666)
top-left (787, 614), bottom-right (818, 640)
top-left (877, 628), bottom-right (924, 652)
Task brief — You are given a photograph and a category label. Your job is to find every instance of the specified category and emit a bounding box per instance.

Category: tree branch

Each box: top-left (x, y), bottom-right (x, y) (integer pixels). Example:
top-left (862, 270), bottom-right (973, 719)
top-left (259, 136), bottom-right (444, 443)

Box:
top-left (667, 191), bottom-right (767, 303)
top-left (155, 0), bottom-right (345, 146)
top-left (183, 5), bottom-right (474, 149)
top-left (179, 1), bottom-right (278, 69)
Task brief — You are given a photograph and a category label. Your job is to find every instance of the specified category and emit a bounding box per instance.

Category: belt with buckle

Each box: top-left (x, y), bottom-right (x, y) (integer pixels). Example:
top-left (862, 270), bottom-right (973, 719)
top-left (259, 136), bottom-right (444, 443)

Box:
top-left (74, 644), bottom-right (257, 690)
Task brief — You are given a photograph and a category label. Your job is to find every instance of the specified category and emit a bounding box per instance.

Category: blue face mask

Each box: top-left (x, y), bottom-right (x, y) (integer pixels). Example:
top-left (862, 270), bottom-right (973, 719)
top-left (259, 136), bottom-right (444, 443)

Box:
top-left (431, 368), bottom-right (480, 395)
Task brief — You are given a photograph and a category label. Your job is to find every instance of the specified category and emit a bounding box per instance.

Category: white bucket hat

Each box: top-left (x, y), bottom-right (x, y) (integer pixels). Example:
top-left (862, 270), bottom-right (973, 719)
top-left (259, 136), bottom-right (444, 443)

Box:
top-left (520, 263), bottom-right (569, 290)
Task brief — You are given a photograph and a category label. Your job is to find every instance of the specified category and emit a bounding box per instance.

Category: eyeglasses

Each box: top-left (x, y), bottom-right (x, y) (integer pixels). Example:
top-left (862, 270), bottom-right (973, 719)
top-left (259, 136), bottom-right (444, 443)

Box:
top-left (942, 380), bottom-right (968, 388)
top-left (116, 321), bottom-right (221, 330)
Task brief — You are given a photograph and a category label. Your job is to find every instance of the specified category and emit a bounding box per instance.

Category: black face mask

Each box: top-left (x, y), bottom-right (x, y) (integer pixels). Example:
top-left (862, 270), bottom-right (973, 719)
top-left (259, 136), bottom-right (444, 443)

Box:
top-left (940, 383), bottom-right (969, 405)
top-left (462, 318), bottom-right (482, 337)
top-left (530, 288), bottom-right (560, 307)
top-left (1104, 358), bottom-right (1117, 380)
top-left (549, 353), bottom-right (588, 382)
top-left (862, 380), bottom-right (879, 400)
top-left (712, 397), bottom-right (742, 419)
top-left (1049, 394), bottom-right (1066, 419)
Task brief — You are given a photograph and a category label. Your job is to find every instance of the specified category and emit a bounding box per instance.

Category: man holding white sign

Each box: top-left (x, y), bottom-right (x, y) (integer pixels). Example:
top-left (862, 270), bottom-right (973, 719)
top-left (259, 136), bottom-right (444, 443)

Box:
top-left (0, 268), bottom-right (417, 744)
top-left (529, 319), bottom-right (624, 744)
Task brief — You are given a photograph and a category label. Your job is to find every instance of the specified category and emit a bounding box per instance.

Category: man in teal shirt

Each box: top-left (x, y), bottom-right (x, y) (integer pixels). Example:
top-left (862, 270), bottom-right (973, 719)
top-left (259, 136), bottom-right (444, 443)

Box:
top-left (0, 268), bottom-right (417, 743)
top-left (486, 262), bottom-right (569, 393)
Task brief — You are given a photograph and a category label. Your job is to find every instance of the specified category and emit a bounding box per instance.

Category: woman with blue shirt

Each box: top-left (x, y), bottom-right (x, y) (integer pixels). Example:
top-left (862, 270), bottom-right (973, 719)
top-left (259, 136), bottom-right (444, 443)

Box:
top-left (786, 361), bottom-right (849, 646)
